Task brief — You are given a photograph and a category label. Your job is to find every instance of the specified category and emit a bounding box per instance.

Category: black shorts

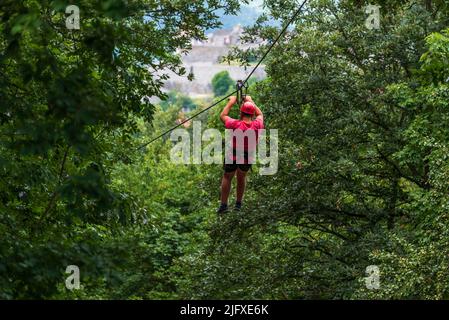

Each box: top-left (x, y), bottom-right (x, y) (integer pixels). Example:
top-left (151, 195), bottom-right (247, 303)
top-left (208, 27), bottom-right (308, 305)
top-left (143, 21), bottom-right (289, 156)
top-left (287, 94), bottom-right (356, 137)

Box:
top-left (223, 150), bottom-right (252, 172)
top-left (223, 163), bottom-right (252, 173)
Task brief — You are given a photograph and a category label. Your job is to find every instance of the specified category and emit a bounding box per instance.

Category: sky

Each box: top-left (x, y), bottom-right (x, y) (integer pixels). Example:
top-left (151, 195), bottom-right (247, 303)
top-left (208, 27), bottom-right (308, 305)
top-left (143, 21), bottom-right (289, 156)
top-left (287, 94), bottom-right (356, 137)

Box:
top-left (210, 0), bottom-right (270, 31)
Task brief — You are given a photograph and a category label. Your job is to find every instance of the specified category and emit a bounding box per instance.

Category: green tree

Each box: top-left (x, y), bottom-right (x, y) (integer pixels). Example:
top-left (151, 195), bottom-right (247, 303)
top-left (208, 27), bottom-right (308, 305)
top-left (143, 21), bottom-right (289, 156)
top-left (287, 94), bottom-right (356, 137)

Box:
top-left (354, 28), bottom-right (449, 299)
top-left (0, 0), bottom-right (241, 299)
top-left (173, 0), bottom-right (449, 299)
top-left (159, 91), bottom-right (197, 112)
top-left (211, 70), bottom-right (234, 96)
top-left (3, 0), bottom-right (449, 300)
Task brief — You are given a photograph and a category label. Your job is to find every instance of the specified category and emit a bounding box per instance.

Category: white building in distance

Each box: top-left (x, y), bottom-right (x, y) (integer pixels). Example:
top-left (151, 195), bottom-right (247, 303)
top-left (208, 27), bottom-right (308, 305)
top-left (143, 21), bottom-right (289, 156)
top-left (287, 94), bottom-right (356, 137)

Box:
top-left (162, 25), bottom-right (266, 97)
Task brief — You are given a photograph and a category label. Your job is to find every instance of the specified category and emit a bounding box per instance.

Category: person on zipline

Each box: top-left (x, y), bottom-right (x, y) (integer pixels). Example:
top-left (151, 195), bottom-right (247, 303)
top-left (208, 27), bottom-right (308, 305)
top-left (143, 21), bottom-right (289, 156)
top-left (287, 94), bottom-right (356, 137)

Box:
top-left (217, 95), bottom-right (264, 213)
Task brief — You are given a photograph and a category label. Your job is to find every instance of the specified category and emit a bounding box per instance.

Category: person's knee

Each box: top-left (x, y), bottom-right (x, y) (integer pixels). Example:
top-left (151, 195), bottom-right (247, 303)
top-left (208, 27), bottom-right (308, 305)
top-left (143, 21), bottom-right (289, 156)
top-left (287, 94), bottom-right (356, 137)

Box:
top-left (236, 170), bottom-right (247, 181)
top-left (224, 171), bottom-right (235, 180)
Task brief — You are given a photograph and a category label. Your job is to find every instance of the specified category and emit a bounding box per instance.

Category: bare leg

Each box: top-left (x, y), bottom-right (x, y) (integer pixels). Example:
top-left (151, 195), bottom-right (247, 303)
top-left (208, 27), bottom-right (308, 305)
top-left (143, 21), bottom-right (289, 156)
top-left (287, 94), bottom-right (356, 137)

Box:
top-left (220, 171), bottom-right (235, 204)
top-left (236, 169), bottom-right (247, 203)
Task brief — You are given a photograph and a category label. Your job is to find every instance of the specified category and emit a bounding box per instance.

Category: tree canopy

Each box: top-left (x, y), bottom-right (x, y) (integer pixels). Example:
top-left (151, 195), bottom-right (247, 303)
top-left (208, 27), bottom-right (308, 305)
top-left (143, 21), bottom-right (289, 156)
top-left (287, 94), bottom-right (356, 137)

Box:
top-left (2, 0), bottom-right (449, 300)
top-left (211, 70), bottom-right (235, 96)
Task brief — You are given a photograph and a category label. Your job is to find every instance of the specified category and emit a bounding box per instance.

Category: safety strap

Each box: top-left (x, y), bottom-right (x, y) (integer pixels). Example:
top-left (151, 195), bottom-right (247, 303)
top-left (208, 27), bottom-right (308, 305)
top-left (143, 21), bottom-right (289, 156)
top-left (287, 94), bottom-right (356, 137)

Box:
top-left (236, 80), bottom-right (248, 106)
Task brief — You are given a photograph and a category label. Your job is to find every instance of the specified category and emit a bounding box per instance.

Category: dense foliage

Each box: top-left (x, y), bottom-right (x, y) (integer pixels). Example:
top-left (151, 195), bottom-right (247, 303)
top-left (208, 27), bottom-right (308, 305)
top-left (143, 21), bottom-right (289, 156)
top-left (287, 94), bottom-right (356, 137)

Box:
top-left (211, 70), bottom-right (235, 96)
top-left (0, 0), bottom-right (242, 299)
top-left (158, 91), bottom-right (197, 112)
top-left (1, 0), bottom-right (449, 299)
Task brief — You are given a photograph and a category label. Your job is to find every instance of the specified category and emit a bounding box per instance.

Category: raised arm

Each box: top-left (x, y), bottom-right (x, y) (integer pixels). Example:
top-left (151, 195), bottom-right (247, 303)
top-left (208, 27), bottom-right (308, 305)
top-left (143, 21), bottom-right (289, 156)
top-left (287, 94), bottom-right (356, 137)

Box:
top-left (220, 96), bottom-right (237, 124)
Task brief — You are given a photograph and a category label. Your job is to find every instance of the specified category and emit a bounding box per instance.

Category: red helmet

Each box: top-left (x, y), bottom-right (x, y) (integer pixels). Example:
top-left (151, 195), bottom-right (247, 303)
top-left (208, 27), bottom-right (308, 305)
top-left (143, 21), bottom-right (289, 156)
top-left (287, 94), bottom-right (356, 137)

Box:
top-left (240, 102), bottom-right (256, 116)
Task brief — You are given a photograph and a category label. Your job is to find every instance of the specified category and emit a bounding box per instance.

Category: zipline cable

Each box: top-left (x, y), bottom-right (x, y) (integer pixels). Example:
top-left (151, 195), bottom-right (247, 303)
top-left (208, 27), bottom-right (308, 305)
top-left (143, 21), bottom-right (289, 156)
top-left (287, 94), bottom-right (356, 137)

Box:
top-left (137, 91), bottom-right (237, 149)
top-left (241, 0), bottom-right (308, 85)
top-left (137, 0), bottom-right (308, 150)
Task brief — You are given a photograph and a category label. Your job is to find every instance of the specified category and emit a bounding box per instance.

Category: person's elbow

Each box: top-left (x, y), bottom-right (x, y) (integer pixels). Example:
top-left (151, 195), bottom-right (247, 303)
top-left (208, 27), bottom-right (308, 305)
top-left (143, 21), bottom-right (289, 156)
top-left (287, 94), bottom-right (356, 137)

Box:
top-left (220, 114), bottom-right (228, 123)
